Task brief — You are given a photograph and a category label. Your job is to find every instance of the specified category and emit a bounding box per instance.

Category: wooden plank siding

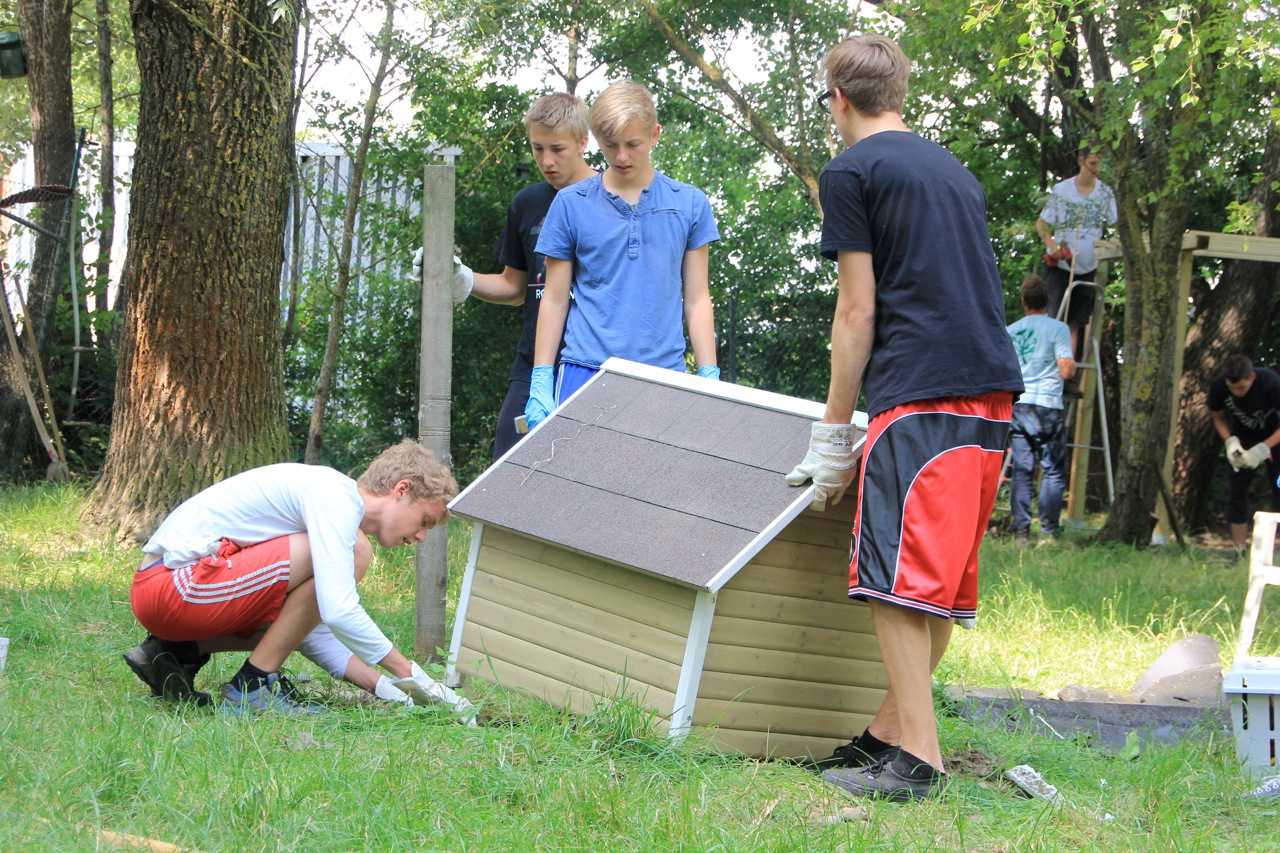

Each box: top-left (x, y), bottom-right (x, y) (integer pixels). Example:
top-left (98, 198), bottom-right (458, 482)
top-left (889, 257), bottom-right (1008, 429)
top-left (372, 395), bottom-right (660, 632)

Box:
top-left (458, 527), bottom-right (695, 723)
top-left (693, 500), bottom-right (887, 759)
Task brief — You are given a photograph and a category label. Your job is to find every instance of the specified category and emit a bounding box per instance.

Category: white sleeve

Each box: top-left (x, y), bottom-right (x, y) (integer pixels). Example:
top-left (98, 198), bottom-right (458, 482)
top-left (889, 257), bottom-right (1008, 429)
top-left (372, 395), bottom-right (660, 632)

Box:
top-left (304, 491), bottom-right (395, 667)
top-left (296, 624), bottom-right (353, 678)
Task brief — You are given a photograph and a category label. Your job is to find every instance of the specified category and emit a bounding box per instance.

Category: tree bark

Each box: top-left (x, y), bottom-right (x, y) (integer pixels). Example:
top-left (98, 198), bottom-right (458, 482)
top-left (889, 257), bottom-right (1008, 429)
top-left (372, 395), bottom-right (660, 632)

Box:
top-left (1097, 128), bottom-right (1199, 545)
top-left (84, 0), bottom-right (297, 541)
top-left (1172, 128), bottom-right (1280, 531)
top-left (0, 0), bottom-right (75, 480)
top-left (304, 0), bottom-right (395, 465)
top-left (93, 0), bottom-right (116, 316)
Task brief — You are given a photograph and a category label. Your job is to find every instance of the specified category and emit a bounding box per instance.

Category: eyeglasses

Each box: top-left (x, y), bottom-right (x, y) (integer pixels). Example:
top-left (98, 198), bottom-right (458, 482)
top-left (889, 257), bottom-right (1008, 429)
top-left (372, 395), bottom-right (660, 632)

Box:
top-left (817, 89), bottom-right (834, 111)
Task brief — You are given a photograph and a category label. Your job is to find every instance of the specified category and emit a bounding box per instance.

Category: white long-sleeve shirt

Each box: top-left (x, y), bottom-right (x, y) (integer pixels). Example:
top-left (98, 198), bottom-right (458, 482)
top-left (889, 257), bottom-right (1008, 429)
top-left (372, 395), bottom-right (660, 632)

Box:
top-left (141, 463), bottom-right (393, 666)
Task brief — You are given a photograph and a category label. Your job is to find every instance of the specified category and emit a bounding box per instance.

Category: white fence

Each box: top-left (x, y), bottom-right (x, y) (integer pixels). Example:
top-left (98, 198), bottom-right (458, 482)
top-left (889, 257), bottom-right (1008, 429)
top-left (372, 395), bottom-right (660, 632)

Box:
top-left (1, 139), bottom-right (459, 313)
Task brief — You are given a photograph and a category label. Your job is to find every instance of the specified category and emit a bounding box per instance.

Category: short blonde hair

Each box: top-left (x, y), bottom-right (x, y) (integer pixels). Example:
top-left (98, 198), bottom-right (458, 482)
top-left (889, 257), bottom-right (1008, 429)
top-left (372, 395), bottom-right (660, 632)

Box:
top-left (358, 440), bottom-right (458, 504)
top-left (524, 93), bottom-right (589, 140)
top-left (589, 81), bottom-right (658, 141)
top-left (823, 34), bottom-right (910, 117)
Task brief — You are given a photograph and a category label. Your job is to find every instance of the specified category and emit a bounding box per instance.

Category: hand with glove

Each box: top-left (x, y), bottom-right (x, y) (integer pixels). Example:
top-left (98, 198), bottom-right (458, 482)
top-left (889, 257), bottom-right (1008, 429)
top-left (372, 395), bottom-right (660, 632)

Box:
top-left (392, 662), bottom-right (479, 726)
top-left (696, 365), bottom-right (721, 381)
top-left (1225, 435), bottom-right (1246, 470)
top-left (524, 365), bottom-right (556, 431)
top-left (411, 247), bottom-right (474, 303)
top-left (1241, 442), bottom-right (1272, 470)
top-left (374, 674), bottom-right (412, 705)
top-left (785, 422), bottom-right (858, 511)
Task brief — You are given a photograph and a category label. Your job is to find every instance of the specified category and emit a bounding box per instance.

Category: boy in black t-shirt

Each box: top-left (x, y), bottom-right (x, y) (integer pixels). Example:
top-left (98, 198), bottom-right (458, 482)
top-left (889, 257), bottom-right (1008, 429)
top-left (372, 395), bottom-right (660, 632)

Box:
top-left (786, 34), bottom-right (1022, 802)
top-left (1208, 354), bottom-right (1280, 553)
top-left (415, 94), bottom-right (596, 458)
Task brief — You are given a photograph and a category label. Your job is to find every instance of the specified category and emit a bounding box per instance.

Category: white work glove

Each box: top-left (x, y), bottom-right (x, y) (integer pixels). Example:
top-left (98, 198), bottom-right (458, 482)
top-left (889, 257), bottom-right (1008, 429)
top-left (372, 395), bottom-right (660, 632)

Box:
top-left (1225, 436), bottom-right (1246, 471)
top-left (451, 255), bottom-right (474, 303)
top-left (411, 248), bottom-right (473, 304)
top-left (1242, 442), bottom-right (1272, 470)
top-left (374, 674), bottom-right (411, 705)
top-left (393, 662), bottom-right (479, 726)
top-left (785, 422), bottom-right (858, 511)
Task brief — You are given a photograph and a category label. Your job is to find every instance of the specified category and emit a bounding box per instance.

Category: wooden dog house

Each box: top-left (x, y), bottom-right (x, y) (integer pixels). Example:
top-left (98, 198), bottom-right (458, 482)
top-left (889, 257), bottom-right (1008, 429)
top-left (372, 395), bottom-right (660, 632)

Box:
top-left (446, 359), bottom-right (883, 759)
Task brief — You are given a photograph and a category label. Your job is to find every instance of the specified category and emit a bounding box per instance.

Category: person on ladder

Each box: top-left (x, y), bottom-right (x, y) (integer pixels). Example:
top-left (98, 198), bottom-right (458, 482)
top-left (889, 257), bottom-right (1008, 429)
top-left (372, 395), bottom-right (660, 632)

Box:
top-left (1034, 142), bottom-right (1117, 395)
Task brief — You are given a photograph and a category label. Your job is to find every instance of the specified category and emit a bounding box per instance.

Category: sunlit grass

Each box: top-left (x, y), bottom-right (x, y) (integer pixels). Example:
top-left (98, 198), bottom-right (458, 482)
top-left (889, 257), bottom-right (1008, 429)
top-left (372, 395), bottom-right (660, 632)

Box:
top-left (2, 482), bottom-right (1277, 851)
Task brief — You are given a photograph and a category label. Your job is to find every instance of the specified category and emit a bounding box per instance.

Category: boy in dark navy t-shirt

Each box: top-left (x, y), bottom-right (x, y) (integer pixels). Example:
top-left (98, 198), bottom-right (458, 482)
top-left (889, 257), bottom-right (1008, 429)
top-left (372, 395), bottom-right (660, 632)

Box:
top-left (786, 34), bottom-right (1022, 802)
top-left (419, 94), bottom-right (596, 458)
top-left (1208, 353), bottom-right (1280, 553)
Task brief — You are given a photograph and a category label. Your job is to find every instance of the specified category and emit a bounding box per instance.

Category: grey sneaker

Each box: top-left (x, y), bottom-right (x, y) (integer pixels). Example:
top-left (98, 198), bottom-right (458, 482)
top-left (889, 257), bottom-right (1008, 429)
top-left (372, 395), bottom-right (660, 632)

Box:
top-left (810, 728), bottom-right (900, 771)
top-left (1014, 532), bottom-right (1031, 549)
top-left (123, 635), bottom-right (211, 706)
top-left (822, 751), bottom-right (947, 802)
top-left (219, 673), bottom-right (325, 717)
top-left (1246, 776), bottom-right (1280, 801)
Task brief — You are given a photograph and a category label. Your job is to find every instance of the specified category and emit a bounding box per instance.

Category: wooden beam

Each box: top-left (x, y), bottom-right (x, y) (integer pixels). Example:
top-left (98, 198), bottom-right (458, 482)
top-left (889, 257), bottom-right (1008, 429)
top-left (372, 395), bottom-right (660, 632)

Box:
top-left (415, 164), bottom-right (455, 660)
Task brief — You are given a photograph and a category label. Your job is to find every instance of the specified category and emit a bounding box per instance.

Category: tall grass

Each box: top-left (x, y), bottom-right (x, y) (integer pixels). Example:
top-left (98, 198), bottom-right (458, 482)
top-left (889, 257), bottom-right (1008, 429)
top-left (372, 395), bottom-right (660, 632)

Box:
top-left (2, 483), bottom-right (1277, 851)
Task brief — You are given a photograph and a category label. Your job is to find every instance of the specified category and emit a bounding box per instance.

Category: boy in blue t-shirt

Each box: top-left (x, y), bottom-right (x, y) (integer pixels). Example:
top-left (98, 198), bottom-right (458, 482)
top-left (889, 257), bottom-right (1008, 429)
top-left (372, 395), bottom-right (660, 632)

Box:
top-left (523, 81), bottom-right (720, 429)
top-left (1006, 274), bottom-right (1076, 546)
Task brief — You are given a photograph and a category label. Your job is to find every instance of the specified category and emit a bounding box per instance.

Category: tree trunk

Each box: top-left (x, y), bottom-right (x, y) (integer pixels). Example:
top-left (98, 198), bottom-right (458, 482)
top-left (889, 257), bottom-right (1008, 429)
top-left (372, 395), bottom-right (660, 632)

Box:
top-left (0, 0), bottom-right (75, 480)
top-left (282, 12), bottom-right (311, 353)
top-left (1098, 133), bottom-right (1198, 545)
top-left (1172, 128), bottom-right (1280, 531)
top-left (84, 0), bottom-right (297, 541)
top-left (304, 0), bottom-right (395, 465)
top-left (93, 0), bottom-right (116, 316)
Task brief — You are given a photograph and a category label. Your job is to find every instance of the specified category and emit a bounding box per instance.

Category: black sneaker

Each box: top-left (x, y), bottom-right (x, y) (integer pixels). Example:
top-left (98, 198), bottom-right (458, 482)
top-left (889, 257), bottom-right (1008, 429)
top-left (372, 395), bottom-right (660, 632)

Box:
top-left (273, 669), bottom-right (307, 703)
top-left (123, 635), bottom-right (211, 706)
top-left (809, 728), bottom-right (900, 771)
top-left (821, 750), bottom-right (947, 802)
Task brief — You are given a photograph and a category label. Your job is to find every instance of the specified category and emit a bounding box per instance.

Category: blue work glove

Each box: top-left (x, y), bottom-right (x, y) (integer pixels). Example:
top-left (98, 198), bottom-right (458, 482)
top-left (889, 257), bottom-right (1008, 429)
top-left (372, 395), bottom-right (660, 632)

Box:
top-left (696, 365), bottom-right (721, 380)
top-left (525, 365), bottom-right (556, 431)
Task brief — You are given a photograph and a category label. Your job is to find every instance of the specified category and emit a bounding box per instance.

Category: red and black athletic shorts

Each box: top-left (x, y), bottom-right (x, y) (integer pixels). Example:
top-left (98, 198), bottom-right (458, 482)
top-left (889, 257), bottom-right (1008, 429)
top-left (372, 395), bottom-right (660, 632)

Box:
top-left (849, 392), bottom-right (1013, 621)
top-left (130, 536), bottom-right (293, 642)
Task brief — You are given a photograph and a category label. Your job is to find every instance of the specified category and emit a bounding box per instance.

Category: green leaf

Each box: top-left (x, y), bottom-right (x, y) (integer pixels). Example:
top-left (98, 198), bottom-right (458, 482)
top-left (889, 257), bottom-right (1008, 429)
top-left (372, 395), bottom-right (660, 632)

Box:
top-left (1121, 730), bottom-right (1142, 761)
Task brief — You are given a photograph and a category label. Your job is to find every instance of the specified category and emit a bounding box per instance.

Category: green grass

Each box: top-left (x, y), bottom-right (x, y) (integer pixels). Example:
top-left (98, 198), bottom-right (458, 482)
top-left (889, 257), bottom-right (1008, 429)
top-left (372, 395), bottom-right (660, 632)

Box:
top-left (2, 483), bottom-right (1279, 851)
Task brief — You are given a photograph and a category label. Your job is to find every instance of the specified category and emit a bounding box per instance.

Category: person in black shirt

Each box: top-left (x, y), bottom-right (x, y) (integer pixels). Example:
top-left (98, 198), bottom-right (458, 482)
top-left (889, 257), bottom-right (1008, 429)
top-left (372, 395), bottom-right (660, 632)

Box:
top-left (415, 94), bottom-right (596, 458)
top-left (786, 33), bottom-right (1021, 802)
top-left (1208, 354), bottom-right (1280, 554)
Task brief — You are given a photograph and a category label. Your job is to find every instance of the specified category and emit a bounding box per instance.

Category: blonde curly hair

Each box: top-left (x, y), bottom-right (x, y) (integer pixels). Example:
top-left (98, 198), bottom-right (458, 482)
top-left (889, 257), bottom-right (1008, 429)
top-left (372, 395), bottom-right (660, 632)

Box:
top-left (357, 440), bottom-right (458, 504)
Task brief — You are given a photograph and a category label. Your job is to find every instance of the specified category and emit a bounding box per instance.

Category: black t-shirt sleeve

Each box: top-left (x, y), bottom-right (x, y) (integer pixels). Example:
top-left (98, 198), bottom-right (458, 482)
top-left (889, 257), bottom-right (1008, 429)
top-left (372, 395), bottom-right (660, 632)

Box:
top-left (1207, 376), bottom-right (1228, 412)
top-left (1260, 369), bottom-right (1280, 409)
top-left (819, 167), bottom-right (873, 260)
top-left (497, 198), bottom-right (528, 272)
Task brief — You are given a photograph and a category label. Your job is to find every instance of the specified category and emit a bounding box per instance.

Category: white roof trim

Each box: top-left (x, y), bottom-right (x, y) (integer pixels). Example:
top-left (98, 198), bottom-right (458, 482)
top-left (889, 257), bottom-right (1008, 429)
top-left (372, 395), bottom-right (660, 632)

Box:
top-left (597, 358), bottom-right (869, 430)
top-left (446, 521), bottom-right (487, 685)
top-left (705, 432), bottom-right (867, 593)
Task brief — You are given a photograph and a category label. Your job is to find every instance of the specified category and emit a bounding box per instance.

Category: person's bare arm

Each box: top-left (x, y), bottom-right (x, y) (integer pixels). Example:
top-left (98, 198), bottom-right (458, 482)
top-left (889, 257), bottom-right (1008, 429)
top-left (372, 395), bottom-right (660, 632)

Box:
top-left (681, 245), bottom-right (717, 370)
top-left (1210, 409), bottom-right (1232, 442)
top-left (471, 267), bottom-right (527, 306)
top-left (533, 257), bottom-right (572, 365)
top-left (822, 251), bottom-right (877, 424)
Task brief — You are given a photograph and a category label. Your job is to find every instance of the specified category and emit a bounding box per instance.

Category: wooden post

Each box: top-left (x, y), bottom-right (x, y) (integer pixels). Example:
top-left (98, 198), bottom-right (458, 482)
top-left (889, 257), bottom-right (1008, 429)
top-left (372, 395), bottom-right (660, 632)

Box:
top-left (1064, 259), bottom-right (1110, 528)
top-left (415, 164), bottom-right (455, 661)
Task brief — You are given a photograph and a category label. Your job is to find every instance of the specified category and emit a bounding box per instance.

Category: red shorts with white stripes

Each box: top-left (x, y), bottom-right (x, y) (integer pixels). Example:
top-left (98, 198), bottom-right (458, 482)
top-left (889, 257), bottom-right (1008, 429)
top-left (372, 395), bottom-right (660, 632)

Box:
top-left (849, 393), bottom-right (1013, 620)
top-left (130, 537), bottom-right (292, 642)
